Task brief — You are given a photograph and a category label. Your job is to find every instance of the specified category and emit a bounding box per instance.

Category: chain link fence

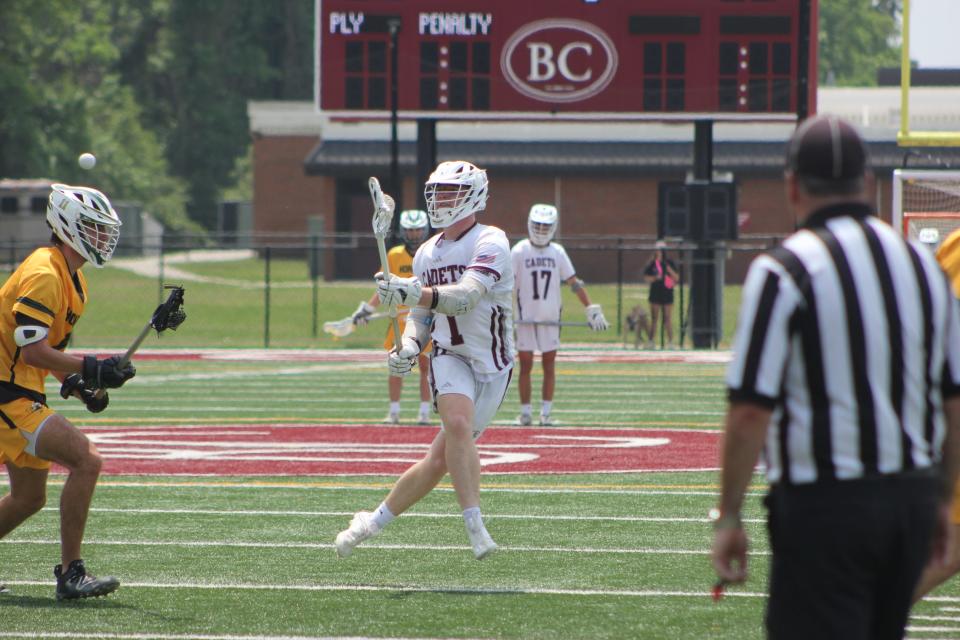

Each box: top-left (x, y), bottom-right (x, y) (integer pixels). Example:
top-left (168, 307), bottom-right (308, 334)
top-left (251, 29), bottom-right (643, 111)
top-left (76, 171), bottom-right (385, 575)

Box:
top-left (1, 233), bottom-right (787, 349)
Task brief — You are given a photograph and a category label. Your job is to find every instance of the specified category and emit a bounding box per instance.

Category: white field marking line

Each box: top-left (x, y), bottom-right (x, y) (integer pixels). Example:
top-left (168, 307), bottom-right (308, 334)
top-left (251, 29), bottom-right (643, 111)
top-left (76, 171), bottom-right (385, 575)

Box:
top-left (906, 627), bottom-right (960, 632)
top-left (126, 363), bottom-right (381, 385)
top-left (3, 539), bottom-right (760, 556)
top-left (41, 506), bottom-right (764, 524)
top-left (74, 408), bottom-right (724, 418)
top-left (78, 423), bottom-right (722, 436)
top-left (0, 634), bottom-right (447, 640)
top-left (2, 480), bottom-right (733, 496)
top-left (85, 436), bottom-right (680, 451)
top-left (912, 615), bottom-right (960, 622)
top-left (86, 347), bottom-right (733, 365)
top-left (1, 579), bottom-right (768, 599)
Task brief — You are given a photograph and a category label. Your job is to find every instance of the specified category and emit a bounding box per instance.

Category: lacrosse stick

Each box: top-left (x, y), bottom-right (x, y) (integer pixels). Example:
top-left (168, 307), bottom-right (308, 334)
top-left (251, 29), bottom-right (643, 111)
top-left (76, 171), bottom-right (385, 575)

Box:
top-left (516, 320), bottom-right (591, 327)
top-left (93, 285), bottom-right (187, 398)
top-left (369, 177), bottom-right (403, 351)
top-left (323, 311), bottom-right (389, 338)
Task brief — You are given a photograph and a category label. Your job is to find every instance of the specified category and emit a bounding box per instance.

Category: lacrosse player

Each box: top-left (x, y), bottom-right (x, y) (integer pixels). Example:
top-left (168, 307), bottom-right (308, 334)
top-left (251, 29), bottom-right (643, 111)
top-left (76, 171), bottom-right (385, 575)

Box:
top-left (512, 204), bottom-right (608, 426)
top-left (351, 210), bottom-right (433, 424)
top-left (0, 184), bottom-right (135, 600)
top-left (914, 226), bottom-right (960, 603)
top-left (335, 160), bottom-right (511, 560)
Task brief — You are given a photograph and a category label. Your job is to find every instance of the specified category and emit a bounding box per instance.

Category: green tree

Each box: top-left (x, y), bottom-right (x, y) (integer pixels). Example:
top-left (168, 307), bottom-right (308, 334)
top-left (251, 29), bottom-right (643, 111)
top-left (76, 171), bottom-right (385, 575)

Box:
top-left (0, 0), bottom-right (193, 232)
top-left (819, 0), bottom-right (901, 86)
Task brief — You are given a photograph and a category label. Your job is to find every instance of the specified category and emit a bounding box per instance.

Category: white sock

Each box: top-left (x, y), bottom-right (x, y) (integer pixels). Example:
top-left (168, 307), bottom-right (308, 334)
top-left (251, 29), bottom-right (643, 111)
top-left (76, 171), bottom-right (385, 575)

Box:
top-left (389, 401), bottom-right (400, 415)
top-left (372, 502), bottom-right (395, 529)
top-left (462, 506), bottom-right (483, 530)
top-left (541, 401), bottom-right (553, 416)
top-left (520, 404), bottom-right (532, 416)
top-left (419, 401), bottom-right (430, 416)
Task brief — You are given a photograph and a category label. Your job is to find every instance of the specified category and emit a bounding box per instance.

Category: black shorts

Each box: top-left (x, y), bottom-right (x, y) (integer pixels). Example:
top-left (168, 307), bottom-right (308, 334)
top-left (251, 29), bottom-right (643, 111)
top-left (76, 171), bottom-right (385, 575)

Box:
top-left (765, 475), bottom-right (938, 640)
top-left (648, 282), bottom-right (674, 306)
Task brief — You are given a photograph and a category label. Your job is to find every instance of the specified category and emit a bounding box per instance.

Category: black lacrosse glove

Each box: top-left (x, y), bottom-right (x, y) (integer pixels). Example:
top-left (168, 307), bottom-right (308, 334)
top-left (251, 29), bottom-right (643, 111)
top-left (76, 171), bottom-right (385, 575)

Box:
top-left (60, 374), bottom-right (109, 413)
top-left (82, 355), bottom-right (136, 390)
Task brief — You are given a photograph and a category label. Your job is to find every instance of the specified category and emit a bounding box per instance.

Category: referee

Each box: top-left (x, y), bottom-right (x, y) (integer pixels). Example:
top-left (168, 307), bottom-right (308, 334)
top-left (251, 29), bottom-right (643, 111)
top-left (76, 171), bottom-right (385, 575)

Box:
top-left (711, 114), bottom-right (960, 640)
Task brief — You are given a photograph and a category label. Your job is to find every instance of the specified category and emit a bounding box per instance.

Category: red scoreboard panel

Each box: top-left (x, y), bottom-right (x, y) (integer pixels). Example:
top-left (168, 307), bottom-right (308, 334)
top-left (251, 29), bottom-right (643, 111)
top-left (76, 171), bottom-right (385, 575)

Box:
top-left (316, 0), bottom-right (817, 121)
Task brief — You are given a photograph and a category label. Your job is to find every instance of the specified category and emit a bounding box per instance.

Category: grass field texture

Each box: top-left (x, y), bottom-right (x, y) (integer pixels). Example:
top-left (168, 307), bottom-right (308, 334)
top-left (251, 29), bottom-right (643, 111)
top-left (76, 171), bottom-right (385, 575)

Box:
top-left (1, 353), bottom-right (958, 639)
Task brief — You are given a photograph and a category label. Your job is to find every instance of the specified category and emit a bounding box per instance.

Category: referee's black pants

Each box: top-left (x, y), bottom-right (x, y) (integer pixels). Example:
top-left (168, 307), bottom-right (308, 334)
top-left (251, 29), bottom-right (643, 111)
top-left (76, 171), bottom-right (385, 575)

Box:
top-left (765, 473), bottom-right (938, 640)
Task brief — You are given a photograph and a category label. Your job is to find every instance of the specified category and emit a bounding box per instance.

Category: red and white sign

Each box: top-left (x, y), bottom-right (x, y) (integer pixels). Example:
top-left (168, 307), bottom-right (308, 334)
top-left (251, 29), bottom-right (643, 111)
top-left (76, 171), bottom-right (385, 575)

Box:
top-left (500, 19), bottom-right (618, 104)
top-left (80, 424), bottom-right (720, 476)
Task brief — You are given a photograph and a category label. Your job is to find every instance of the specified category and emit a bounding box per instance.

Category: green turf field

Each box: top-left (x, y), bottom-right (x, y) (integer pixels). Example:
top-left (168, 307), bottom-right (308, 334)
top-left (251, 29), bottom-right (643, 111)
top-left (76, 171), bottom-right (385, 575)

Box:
top-left (1, 353), bottom-right (956, 640)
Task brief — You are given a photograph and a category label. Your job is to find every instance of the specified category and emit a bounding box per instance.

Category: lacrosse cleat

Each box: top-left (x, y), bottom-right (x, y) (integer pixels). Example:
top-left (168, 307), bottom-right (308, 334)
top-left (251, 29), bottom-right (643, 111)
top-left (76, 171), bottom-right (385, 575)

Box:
top-left (465, 515), bottom-right (498, 560)
top-left (382, 411), bottom-right (400, 425)
top-left (54, 560), bottom-right (119, 601)
top-left (417, 410), bottom-right (431, 425)
top-left (516, 413), bottom-right (533, 426)
top-left (539, 414), bottom-right (554, 426)
top-left (0, 583), bottom-right (8, 595)
top-left (334, 511), bottom-right (381, 558)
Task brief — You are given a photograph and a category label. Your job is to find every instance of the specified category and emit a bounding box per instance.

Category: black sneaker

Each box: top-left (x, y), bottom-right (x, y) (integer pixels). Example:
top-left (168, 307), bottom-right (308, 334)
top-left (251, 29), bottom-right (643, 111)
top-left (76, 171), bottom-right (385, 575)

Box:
top-left (54, 560), bottom-right (119, 601)
top-left (0, 583), bottom-right (9, 595)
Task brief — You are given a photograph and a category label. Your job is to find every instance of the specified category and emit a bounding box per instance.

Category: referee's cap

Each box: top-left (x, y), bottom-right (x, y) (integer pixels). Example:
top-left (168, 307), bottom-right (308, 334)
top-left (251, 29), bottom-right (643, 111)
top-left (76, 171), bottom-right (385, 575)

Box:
top-left (786, 115), bottom-right (868, 181)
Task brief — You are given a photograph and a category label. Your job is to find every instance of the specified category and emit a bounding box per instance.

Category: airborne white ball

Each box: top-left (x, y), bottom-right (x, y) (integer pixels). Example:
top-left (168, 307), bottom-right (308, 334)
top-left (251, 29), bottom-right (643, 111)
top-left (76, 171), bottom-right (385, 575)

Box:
top-left (78, 153), bottom-right (96, 170)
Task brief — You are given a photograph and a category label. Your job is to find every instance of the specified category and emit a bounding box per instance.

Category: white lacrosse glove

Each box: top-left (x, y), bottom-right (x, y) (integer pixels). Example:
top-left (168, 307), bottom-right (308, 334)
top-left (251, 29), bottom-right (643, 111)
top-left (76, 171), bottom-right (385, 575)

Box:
top-left (376, 272), bottom-right (423, 307)
top-left (352, 301), bottom-right (375, 326)
top-left (387, 337), bottom-right (420, 376)
top-left (586, 304), bottom-right (609, 331)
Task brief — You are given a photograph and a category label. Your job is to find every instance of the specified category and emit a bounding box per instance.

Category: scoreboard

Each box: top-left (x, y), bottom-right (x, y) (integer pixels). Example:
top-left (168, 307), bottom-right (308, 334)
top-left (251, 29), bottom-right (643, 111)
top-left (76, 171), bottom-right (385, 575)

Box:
top-left (316, 0), bottom-right (817, 121)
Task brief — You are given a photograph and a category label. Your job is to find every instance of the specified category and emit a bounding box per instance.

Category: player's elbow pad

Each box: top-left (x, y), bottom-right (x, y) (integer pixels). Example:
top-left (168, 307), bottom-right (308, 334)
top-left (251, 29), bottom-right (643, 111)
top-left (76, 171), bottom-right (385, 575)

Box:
top-left (432, 277), bottom-right (486, 316)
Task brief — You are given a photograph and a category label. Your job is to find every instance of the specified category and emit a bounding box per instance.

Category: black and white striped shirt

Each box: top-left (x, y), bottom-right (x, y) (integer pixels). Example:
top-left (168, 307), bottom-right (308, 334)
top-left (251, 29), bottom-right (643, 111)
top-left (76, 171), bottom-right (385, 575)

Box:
top-left (727, 203), bottom-right (960, 485)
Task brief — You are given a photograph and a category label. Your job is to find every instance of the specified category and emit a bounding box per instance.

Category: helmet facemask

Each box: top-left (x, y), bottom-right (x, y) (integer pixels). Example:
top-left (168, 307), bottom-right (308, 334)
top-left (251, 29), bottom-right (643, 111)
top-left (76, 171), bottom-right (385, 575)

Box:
top-left (399, 209), bottom-right (429, 253)
top-left (527, 204), bottom-right (558, 247)
top-left (47, 184), bottom-right (122, 267)
top-left (424, 161), bottom-right (488, 228)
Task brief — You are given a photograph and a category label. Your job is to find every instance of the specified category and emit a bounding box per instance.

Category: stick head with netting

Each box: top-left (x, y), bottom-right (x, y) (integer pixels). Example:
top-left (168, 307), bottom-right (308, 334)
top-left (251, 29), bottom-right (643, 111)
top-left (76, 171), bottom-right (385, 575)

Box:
top-left (153, 285), bottom-right (187, 334)
top-left (369, 177), bottom-right (396, 238)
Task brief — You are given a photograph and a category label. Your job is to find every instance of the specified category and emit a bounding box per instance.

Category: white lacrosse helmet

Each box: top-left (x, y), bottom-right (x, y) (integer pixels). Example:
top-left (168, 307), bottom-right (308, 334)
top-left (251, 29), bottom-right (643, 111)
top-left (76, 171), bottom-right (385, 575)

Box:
top-left (46, 184), bottom-right (121, 268)
top-left (399, 209), bottom-right (429, 252)
top-left (528, 204), bottom-right (558, 247)
top-left (424, 160), bottom-right (488, 228)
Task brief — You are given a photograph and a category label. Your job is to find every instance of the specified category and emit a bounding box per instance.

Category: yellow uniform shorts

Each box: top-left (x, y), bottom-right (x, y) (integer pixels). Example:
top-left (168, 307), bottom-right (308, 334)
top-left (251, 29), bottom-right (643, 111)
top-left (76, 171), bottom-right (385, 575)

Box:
top-left (0, 398), bottom-right (54, 470)
top-left (384, 318), bottom-right (433, 355)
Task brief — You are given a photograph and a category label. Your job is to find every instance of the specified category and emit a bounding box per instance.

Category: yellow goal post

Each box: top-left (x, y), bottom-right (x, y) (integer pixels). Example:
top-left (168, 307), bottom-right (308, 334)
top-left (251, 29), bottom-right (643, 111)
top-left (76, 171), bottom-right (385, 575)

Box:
top-left (898, 0), bottom-right (960, 147)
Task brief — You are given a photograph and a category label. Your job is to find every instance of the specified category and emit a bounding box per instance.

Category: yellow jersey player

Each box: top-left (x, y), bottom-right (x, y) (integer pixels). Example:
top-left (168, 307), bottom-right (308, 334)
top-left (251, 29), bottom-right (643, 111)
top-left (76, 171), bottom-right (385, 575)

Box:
top-left (914, 226), bottom-right (960, 602)
top-left (0, 184), bottom-right (135, 600)
top-left (351, 210), bottom-right (433, 425)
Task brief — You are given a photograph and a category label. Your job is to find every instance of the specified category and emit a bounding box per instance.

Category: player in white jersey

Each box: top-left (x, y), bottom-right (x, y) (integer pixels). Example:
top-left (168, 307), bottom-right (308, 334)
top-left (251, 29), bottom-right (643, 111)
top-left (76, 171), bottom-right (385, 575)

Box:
top-left (512, 204), bottom-right (608, 425)
top-left (334, 160), bottom-right (510, 561)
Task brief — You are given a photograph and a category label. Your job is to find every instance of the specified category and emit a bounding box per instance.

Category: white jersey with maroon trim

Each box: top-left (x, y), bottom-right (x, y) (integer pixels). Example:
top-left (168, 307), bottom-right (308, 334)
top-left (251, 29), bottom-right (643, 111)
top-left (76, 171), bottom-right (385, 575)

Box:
top-left (511, 239), bottom-right (576, 322)
top-left (414, 222), bottom-right (514, 379)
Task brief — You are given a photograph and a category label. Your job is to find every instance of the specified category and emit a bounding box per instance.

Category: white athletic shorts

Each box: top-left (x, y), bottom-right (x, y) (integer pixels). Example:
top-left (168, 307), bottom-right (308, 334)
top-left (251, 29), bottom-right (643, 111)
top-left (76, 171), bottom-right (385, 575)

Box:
top-left (515, 323), bottom-right (560, 353)
top-left (429, 350), bottom-right (512, 440)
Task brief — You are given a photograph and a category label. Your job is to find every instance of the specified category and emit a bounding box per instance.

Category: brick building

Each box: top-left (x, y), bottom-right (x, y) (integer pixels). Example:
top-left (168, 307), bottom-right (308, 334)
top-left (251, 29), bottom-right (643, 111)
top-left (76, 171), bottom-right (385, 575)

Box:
top-left (249, 87), bottom-right (960, 282)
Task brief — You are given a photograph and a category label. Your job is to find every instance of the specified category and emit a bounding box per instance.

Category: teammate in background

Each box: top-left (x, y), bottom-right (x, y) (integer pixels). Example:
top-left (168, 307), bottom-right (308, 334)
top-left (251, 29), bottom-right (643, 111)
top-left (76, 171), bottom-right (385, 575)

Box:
top-left (351, 210), bottom-right (433, 425)
top-left (642, 241), bottom-right (680, 349)
top-left (511, 204), bottom-right (609, 426)
top-left (0, 184), bottom-right (136, 600)
top-left (335, 160), bottom-right (511, 560)
top-left (914, 226), bottom-right (960, 602)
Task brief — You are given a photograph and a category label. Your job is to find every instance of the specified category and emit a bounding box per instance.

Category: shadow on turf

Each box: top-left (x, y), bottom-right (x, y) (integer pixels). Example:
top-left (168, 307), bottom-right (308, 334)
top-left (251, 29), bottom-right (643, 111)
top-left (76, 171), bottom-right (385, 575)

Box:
top-left (0, 593), bottom-right (131, 609)
top-left (387, 586), bottom-right (526, 599)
